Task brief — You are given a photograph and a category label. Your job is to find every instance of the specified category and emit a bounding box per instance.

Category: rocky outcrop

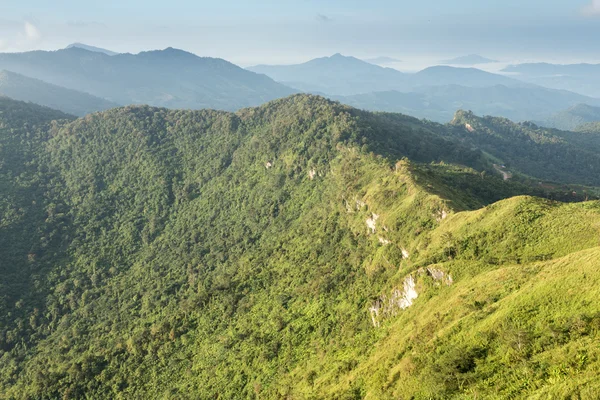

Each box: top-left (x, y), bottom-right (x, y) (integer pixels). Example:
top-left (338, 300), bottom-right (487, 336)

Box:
top-left (366, 213), bottom-right (379, 234)
top-left (378, 236), bottom-right (391, 245)
top-left (369, 267), bottom-right (453, 327)
top-left (425, 266), bottom-right (453, 286)
top-left (369, 275), bottom-right (418, 327)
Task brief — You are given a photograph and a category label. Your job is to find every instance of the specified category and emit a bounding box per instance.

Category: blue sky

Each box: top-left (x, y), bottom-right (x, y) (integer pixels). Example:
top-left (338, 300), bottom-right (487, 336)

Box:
top-left (1, 0), bottom-right (599, 66)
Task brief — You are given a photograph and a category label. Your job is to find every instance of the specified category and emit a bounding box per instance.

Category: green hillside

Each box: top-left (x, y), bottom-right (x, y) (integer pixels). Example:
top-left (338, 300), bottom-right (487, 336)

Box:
top-left (542, 103), bottom-right (600, 131)
top-left (447, 110), bottom-right (600, 186)
top-left (575, 121), bottom-right (600, 134)
top-left (1, 95), bottom-right (600, 399)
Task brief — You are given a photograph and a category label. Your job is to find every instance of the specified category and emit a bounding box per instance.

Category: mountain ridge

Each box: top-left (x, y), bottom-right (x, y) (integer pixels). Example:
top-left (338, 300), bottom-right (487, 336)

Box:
top-left (541, 103), bottom-right (600, 131)
top-left (332, 84), bottom-right (600, 124)
top-left (0, 47), bottom-right (296, 110)
top-left (248, 53), bottom-right (407, 95)
top-left (249, 55), bottom-right (536, 97)
top-left (502, 62), bottom-right (600, 98)
top-left (0, 69), bottom-right (119, 116)
top-left (66, 43), bottom-right (118, 56)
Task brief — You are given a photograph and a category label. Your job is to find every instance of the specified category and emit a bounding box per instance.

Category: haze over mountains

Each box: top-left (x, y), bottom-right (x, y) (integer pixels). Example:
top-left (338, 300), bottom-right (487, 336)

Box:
top-left (248, 54), bottom-right (521, 96)
top-left (1, 44), bottom-right (599, 127)
top-left (503, 62), bottom-right (600, 98)
top-left (0, 70), bottom-right (118, 116)
top-left (65, 43), bottom-right (119, 56)
top-left (362, 56), bottom-right (402, 66)
top-left (248, 53), bottom-right (408, 95)
top-left (0, 46), bottom-right (295, 111)
top-left (441, 54), bottom-right (498, 65)
top-left (333, 85), bottom-right (600, 124)
top-left (249, 53), bottom-right (600, 123)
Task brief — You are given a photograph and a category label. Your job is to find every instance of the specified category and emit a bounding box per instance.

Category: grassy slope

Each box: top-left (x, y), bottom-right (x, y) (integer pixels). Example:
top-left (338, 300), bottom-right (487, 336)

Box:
top-left (322, 246), bottom-right (600, 399)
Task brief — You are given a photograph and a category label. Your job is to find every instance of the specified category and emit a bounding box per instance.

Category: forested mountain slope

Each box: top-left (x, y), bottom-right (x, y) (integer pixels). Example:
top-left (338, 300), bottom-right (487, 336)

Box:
top-left (541, 103), bottom-right (600, 131)
top-left (1, 95), bottom-right (600, 399)
top-left (447, 110), bottom-right (600, 186)
top-left (576, 122), bottom-right (600, 134)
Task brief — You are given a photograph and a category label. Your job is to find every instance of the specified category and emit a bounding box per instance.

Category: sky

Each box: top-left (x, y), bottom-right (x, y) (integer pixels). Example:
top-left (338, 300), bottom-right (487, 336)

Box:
top-left (1, 0), bottom-right (600, 68)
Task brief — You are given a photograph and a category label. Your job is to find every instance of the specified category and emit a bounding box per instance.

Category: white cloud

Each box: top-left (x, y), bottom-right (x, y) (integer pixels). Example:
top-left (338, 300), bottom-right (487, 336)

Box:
top-left (0, 21), bottom-right (43, 52)
top-left (583, 0), bottom-right (600, 16)
top-left (23, 22), bottom-right (41, 40)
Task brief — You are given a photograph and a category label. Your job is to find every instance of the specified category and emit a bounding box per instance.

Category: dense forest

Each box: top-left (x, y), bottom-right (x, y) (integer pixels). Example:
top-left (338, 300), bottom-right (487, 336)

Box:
top-left (447, 110), bottom-right (600, 186)
top-left (541, 103), bottom-right (600, 131)
top-left (1, 95), bottom-right (600, 399)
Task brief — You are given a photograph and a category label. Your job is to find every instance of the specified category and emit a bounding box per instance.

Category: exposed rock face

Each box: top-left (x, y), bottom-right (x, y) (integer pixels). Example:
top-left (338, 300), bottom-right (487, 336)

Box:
top-left (435, 209), bottom-right (449, 222)
top-left (265, 161), bottom-right (273, 169)
top-left (369, 267), bottom-right (454, 327)
top-left (369, 275), bottom-right (418, 327)
top-left (426, 266), bottom-right (453, 286)
top-left (465, 123), bottom-right (475, 132)
top-left (356, 199), bottom-right (366, 210)
top-left (366, 213), bottom-right (379, 234)
top-left (378, 237), bottom-right (391, 245)
top-left (308, 169), bottom-right (317, 180)
top-left (343, 197), bottom-right (365, 213)
top-left (401, 248), bottom-right (410, 259)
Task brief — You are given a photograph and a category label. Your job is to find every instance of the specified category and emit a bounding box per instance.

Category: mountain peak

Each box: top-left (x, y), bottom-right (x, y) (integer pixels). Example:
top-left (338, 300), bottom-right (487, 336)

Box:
top-left (451, 109), bottom-right (475, 123)
top-left (143, 47), bottom-right (196, 56)
top-left (65, 43), bottom-right (117, 56)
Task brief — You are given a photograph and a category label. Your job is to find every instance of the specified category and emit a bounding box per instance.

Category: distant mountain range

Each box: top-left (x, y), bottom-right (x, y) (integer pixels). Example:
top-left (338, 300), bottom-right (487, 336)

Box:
top-left (248, 53), bottom-right (407, 95)
top-left (66, 43), bottom-right (118, 56)
top-left (410, 66), bottom-right (519, 88)
top-left (502, 62), bottom-right (600, 98)
top-left (333, 84), bottom-right (600, 123)
top-left (0, 47), bottom-right (296, 110)
top-left (248, 53), bottom-right (600, 123)
top-left (2, 46), bottom-right (598, 125)
top-left (248, 54), bottom-right (526, 96)
top-left (0, 70), bottom-right (118, 116)
top-left (441, 54), bottom-right (498, 65)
